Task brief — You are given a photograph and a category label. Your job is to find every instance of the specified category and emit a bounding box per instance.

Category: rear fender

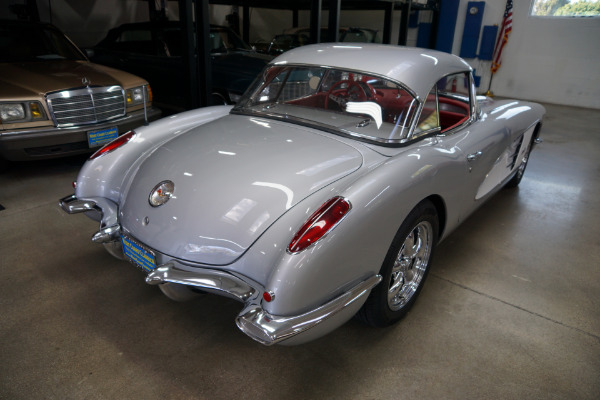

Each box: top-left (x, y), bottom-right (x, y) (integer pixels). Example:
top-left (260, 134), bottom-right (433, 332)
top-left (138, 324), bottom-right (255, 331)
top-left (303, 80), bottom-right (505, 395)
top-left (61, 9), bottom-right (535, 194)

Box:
top-left (260, 138), bottom-right (460, 317)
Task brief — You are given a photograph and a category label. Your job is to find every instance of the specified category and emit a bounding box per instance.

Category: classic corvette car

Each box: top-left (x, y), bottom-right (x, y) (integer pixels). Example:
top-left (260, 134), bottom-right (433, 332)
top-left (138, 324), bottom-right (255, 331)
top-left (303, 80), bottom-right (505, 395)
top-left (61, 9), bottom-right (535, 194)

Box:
top-left (0, 19), bottom-right (160, 162)
top-left (60, 44), bottom-right (544, 345)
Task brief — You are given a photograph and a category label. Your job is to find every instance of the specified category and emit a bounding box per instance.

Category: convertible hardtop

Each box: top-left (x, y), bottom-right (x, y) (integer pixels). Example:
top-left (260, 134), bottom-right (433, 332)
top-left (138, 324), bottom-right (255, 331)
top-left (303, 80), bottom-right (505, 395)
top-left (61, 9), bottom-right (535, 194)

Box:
top-left (269, 43), bottom-right (472, 101)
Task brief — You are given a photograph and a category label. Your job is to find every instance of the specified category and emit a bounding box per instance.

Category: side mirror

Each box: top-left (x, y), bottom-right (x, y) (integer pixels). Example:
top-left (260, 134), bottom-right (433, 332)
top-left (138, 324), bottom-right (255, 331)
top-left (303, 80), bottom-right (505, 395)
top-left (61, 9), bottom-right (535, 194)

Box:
top-left (84, 48), bottom-right (95, 58)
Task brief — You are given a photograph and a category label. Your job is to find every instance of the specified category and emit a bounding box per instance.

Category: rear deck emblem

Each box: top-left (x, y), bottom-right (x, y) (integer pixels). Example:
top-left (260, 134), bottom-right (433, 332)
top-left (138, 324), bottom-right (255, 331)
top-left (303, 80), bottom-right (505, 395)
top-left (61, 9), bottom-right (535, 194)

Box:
top-left (149, 180), bottom-right (174, 207)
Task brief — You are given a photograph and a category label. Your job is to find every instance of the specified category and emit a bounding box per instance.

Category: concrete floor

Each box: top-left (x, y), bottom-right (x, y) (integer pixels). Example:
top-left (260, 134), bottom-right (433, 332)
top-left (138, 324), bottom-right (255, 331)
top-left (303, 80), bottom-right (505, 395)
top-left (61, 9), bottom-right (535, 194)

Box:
top-left (1, 102), bottom-right (599, 400)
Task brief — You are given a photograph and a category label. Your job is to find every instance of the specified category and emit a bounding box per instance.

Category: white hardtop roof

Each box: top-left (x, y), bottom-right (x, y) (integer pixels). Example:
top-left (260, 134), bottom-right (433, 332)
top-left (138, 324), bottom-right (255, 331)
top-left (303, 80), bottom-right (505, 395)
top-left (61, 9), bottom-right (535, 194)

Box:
top-left (270, 43), bottom-right (472, 101)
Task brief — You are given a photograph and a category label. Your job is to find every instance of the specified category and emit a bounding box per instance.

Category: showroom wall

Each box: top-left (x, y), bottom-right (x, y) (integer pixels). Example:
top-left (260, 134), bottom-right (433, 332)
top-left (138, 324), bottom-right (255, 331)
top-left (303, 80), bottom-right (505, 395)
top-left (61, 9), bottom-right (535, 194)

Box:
top-left (4, 0), bottom-right (598, 109)
top-left (448, 0), bottom-right (600, 109)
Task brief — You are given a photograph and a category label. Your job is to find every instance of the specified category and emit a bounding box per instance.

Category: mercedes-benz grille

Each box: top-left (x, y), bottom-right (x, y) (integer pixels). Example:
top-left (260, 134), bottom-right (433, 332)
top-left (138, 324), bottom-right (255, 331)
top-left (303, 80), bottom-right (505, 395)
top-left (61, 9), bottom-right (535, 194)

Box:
top-left (46, 86), bottom-right (126, 127)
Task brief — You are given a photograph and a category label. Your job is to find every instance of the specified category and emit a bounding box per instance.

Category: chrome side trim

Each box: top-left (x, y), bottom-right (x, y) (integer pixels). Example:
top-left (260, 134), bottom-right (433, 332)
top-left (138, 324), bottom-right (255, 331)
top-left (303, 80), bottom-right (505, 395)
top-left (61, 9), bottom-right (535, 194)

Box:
top-left (236, 274), bottom-right (382, 346)
top-left (59, 194), bottom-right (99, 214)
top-left (145, 263), bottom-right (257, 302)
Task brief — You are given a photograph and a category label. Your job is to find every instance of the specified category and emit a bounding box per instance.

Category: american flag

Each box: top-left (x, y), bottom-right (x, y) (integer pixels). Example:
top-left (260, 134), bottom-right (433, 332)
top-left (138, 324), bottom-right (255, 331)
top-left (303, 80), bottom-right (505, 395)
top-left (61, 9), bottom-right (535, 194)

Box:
top-left (491, 0), bottom-right (513, 73)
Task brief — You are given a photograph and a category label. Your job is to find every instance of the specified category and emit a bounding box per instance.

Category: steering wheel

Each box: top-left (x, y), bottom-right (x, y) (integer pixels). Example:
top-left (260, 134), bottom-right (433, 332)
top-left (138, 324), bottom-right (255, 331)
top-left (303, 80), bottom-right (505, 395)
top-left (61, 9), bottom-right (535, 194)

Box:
top-left (325, 80), bottom-right (376, 110)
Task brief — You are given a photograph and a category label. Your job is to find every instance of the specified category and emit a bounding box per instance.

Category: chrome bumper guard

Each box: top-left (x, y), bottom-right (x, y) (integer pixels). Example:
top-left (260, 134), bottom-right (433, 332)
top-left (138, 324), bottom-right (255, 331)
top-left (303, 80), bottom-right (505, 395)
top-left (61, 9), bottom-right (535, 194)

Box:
top-left (146, 263), bottom-right (257, 303)
top-left (237, 274), bottom-right (382, 346)
top-left (59, 194), bottom-right (99, 214)
top-left (145, 262), bottom-right (381, 346)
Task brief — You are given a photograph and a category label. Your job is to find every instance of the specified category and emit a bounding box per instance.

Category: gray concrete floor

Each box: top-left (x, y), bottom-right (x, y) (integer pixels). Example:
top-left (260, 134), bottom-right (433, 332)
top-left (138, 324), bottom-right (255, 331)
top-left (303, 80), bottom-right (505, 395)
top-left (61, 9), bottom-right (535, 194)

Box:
top-left (1, 102), bottom-right (599, 400)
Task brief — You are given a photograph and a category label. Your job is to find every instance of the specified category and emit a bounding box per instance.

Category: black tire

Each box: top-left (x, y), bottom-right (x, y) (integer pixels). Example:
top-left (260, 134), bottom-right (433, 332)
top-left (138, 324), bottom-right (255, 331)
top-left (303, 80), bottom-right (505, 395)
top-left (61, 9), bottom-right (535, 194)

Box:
top-left (505, 136), bottom-right (535, 188)
top-left (357, 200), bottom-right (439, 327)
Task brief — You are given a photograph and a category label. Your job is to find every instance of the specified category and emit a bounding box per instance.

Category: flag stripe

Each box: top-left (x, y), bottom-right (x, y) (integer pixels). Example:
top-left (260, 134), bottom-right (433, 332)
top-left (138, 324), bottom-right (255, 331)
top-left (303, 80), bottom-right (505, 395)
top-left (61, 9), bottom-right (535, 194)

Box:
top-left (491, 0), bottom-right (513, 73)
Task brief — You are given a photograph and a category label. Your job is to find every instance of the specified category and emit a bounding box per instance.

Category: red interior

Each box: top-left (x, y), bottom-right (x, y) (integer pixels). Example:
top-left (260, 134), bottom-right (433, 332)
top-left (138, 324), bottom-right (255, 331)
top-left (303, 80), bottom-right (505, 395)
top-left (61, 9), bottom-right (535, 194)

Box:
top-left (286, 86), bottom-right (470, 132)
top-left (438, 97), bottom-right (470, 132)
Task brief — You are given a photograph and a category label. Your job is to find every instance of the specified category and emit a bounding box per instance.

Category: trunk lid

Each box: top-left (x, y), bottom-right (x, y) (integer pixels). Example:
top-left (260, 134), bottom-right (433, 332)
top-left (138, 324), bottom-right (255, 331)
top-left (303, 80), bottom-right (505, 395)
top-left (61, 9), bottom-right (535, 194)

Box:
top-left (120, 114), bottom-right (363, 265)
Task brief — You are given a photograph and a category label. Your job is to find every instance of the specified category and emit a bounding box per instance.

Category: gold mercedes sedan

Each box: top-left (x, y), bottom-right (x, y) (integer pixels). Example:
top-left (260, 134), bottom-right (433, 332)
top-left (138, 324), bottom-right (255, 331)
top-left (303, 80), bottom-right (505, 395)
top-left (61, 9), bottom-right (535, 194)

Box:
top-left (0, 19), bottom-right (161, 161)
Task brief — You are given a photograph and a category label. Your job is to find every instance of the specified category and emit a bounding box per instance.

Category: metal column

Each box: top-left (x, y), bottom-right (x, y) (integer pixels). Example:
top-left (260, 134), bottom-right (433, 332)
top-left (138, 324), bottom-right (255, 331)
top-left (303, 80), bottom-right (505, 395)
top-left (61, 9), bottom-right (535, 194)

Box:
top-left (398, 0), bottom-right (412, 46)
top-left (327, 0), bottom-right (340, 42)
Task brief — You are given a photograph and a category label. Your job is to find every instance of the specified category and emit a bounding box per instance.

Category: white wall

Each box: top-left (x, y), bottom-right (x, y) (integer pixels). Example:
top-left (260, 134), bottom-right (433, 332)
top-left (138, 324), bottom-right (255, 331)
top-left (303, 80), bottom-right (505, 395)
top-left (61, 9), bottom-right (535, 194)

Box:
top-left (453, 0), bottom-right (600, 109)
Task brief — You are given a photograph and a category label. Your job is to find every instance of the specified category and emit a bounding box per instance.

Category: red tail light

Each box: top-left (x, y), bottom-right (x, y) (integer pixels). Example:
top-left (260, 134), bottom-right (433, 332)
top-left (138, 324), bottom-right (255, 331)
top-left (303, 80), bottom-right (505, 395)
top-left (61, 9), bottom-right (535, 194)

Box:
top-left (287, 196), bottom-right (351, 254)
top-left (89, 130), bottom-right (136, 160)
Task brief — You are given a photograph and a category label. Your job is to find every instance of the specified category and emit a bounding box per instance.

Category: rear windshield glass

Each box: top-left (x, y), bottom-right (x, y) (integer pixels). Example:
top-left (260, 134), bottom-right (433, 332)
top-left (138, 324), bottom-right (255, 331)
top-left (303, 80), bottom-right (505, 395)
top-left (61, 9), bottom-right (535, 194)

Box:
top-left (235, 65), bottom-right (419, 144)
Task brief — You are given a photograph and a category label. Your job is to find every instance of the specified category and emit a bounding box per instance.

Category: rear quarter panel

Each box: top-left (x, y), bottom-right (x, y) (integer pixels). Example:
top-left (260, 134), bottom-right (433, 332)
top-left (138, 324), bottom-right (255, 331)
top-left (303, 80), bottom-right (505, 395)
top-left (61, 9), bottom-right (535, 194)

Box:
top-left (260, 136), bottom-right (468, 316)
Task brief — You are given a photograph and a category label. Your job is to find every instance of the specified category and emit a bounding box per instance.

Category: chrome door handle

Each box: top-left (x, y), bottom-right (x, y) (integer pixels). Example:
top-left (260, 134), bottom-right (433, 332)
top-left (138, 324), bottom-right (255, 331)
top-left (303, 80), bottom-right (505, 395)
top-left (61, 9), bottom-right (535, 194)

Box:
top-left (467, 151), bottom-right (482, 162)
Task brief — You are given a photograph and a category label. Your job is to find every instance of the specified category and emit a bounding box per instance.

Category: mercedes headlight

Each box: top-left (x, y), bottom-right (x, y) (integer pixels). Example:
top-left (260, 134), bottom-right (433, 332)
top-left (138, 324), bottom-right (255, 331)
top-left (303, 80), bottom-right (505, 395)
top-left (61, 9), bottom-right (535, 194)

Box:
top-left (0, 102), bottom-right (47, 123)
top-left (126, 85), bottom-right (152, 106)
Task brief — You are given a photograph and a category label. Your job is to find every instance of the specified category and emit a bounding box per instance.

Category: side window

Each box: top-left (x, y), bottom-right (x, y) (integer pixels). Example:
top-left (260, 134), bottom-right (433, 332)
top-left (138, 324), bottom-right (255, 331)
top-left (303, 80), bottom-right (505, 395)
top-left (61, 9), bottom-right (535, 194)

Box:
top-left (437, 72), bottom-right (470, 98)
top-left (436, 72), bottom-right (472, 132)
top-left (416, 86), bottom-right (440, 134)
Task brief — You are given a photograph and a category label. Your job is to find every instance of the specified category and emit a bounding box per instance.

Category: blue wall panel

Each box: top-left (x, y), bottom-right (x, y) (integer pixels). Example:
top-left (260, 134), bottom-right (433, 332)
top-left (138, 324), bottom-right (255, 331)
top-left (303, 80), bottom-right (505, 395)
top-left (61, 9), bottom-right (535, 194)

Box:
top-left (435, 0), bottom-right (460, 53)
top-left (459, 1), bottom-right (486, 58)
top-left (417, 23), bottom-right (432, 48)
top-left (479, 25), bottom-right (498, 60)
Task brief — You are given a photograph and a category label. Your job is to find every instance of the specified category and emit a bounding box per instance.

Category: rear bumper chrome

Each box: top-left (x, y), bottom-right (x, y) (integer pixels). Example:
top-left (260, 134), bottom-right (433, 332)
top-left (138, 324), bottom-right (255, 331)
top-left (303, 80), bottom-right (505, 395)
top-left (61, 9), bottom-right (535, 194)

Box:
top-left (146, 261), bottom-right (381, 346)
top-left (59, 194), bottom-right (382, 345)
top-left (146, 262), bottom-right (257, 303)
top-left (236, 274), bottom-right (382, 345)
top-left (59, 194), bottom-right (99, 214)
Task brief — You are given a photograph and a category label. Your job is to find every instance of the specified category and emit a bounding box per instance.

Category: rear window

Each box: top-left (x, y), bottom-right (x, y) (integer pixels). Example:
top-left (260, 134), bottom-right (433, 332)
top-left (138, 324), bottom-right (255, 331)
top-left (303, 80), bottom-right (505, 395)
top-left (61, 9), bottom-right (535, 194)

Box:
top-left (235, 65), bottom-right (420, 144)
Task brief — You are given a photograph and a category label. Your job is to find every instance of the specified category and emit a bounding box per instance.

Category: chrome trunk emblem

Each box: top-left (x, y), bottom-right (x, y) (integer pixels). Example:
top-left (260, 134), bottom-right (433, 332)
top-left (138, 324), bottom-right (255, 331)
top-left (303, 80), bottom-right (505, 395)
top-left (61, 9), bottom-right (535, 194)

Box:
top-left (149, 180), bottom-right (175, 207)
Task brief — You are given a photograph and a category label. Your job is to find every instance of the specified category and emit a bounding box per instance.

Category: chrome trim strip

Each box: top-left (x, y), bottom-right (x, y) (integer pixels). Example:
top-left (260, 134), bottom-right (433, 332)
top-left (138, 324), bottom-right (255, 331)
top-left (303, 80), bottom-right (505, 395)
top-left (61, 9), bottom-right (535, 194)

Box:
top-left (59, 194), bottom-right (99, 214)
top-left (145, 263), bottom-right (257, 302)
top-left (236, 274), bottom-right (382, 345)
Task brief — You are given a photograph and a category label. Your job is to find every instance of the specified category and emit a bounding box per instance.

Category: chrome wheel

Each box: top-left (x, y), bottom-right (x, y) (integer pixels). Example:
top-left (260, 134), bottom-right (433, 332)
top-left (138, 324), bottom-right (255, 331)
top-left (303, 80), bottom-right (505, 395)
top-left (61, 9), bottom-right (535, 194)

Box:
top-left (388, 221), bottom-right (433, 311)
top-left (356, 199), bottom-right (438, 327)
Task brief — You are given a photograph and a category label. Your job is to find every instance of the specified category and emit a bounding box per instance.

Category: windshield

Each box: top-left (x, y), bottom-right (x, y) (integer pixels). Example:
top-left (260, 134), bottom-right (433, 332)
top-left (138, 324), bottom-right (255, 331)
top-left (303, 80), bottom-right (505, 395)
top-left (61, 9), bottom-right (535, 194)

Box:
top-left (234, 65), bottom-right (419, 144)
top-left (0, 24), bottom-right (86, 63)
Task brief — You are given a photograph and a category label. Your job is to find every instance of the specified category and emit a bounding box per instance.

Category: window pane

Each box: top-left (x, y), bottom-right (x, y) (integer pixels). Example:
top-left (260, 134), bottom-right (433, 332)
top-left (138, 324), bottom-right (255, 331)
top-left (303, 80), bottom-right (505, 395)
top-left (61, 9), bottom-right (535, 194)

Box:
top-left (238, 66), bottom-right (419, 143)
top-left (437, 73), bottom-right (470, 97)
top-left (437, 72), bottom-right (472, 132)
top-left (530, 0), bottom-right (600, 17)
top-left (416, 87), bottom-right (439, 133)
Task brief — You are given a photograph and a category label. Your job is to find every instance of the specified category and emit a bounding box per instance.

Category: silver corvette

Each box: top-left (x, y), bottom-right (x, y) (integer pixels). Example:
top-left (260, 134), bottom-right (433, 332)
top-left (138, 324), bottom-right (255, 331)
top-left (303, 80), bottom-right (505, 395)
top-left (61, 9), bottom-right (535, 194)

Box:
top-left (60, 44), bottom-right (544, 345)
